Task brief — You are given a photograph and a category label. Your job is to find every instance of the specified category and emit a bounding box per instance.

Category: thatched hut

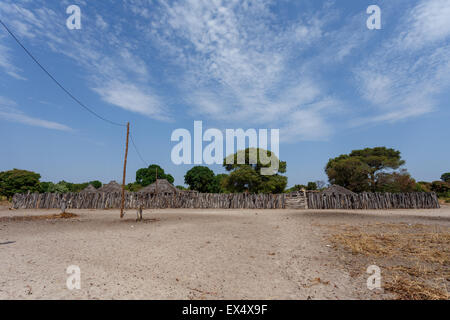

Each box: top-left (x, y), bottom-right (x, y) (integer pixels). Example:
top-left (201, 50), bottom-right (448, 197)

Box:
top-left (80, 184), bottom-right (98, 193)
top-left (321, 184), bottom-right (356, 196)
top-left (138, 179), bottom-right (178, 195)
top-left (98, 181), bottom-right (123, 193)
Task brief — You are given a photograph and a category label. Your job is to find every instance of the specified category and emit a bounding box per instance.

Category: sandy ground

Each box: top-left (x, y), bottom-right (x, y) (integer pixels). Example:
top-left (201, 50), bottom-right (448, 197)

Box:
top-left (0, 205), bottom-right (449, 300)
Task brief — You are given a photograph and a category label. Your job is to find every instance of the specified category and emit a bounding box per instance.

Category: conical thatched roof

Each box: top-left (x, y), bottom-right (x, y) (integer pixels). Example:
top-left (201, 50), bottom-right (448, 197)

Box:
top-left (80, 184), bottom-right (98, 193)
top-left (138, 179), bottom-right (178, 194)
top-left (321, 184), bottom-right (356, 196)
top-left (98, 181), bottom-right (123, 193)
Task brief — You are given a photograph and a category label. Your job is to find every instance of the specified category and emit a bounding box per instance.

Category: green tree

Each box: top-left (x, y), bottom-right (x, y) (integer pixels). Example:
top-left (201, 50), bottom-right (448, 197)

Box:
top-left (430, 181), bottom-right (450, 197)
top-left (126, 182), bottom-right (143, 192)
top-left (0, 169), bottom-right (41, 198)
top-left (415, 181), bottom-right (432, 193)
top-left (39, 181), bottom-right (55, 193)
top-left (53, 181), bottom-right (70, 193)
top-left (89, 180), bottom-right (102, 189)
top-left (136, 164), bottom-right (174, 186)
top-left (222, 148), bottom-right (287, 193)
top-left (223, 166), bottom-right (262, 193)
top-left (376, 169), bottom-right (416, 193)
top-left (326, 147), bottom-right (406, 192)
top-left (176, 185), bottom-right (187, 191)
top-left (214, 174), bottom-right (228, 193)
top-left (184, 166), bottom-right (218, 193)
top-left (441, 173), bottom-right (450, 183)
top-left (306, 182), bottom-right (318, 190)
top-left (325, 157), bottom-right (371, 192)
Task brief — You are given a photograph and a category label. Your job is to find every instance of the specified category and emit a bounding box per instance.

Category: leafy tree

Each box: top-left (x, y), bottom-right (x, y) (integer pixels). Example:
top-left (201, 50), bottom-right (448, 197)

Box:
top-left (39, 181), bottom-right (54, 193)
top-left (376, 169), bottom-right (416, 193)
top-left (214, 174), bottom-right (228, 193)
top-left (415, 181), bottom-right (432, 193)
top-left (306, 182), bottom-right (318, 190)
top-left (0, 169), bottom-right (41, 198)
top-left (176, 185), bottom-right (187, 190)
top-left (222, 148), bottom-right (287, 193)
top-left (89, 180), bottom-right (102, 189)
top-left (53, 181), bottom-right (70, 193)
top-left (184, 166), bottom-right (218, 193)
top-left (40, 181), bottom-right (100, 193)
top-left (223, 166), bottom-right (262, 193)
top-left (126, 182), bottom-right (142, 192)
top-left (136, 164), bottom-right (174, 186)
top-left (441, 173), bottom-right (450, 183)
top-left (224, 148), bottom-right (286, 174)
top-left (325, 157), bottom-right (371, 192)
top-left (430, 181), bottom-right (450, 197)
top-left (52, 180), bottom-right (87, 193)
top-left (326, 147), bottom-right (406, 192)
top-left (259, 174), bottom-right (288, 194)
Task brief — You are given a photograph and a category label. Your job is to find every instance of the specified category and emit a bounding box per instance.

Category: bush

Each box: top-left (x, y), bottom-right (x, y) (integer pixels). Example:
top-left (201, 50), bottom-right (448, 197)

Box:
top-left (430, 181), bottom-right (450, 197)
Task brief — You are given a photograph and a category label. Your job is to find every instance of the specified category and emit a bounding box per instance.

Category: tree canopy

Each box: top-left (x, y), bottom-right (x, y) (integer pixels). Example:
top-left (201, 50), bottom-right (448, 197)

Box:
top-left (136, 164), bottom-right (174, 186)
top-left (184, 166), bottom-right (220, 193)
top-left (222, 148), bottom-right (287, 193)
top-left (325, 147), bottom-right (406, 192)
top-left (441, 173), bottom-right (450, 183)
top-left (0, 169), bottom-right (41, 198)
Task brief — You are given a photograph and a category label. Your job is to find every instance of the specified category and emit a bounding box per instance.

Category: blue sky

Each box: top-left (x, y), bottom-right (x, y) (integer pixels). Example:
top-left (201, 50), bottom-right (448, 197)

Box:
top-left (0, 0), bottom-right (449, 187)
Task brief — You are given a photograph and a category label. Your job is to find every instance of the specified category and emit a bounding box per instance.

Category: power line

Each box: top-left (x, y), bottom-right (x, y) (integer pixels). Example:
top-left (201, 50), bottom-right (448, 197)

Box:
top-left (130, 132), bottom-right (149, 167)
top-left (0, 19), bottom-right (126, 127)
top-left (1, 18), bottom-right (153, 168)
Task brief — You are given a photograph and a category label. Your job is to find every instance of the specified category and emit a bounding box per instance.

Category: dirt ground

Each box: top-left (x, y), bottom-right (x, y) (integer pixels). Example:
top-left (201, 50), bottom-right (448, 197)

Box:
top-left (0, 205), bottom-right (449, 300)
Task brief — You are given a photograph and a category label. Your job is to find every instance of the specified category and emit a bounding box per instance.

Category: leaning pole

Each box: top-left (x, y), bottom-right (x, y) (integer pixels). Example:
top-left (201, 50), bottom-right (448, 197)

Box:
top-left (120, 122), bottom-right (130, 218)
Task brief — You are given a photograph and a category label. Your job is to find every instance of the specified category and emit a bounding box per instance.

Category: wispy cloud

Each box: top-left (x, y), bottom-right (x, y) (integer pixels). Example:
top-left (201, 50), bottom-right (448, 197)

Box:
top-left (353, 0), bottom-right (450, 125)
top-left (0, 0), bottom-right (168, 121)
top-left (143, 0), bottom-right (335, 140)
top-left (93, 81), bottom-right (170, 121)
top-left (1, 0), bottom-right (448, 140)
top-left (0, 42), bottom-right (26, 80)
top-left (0, 96), bottom-right (72, 131)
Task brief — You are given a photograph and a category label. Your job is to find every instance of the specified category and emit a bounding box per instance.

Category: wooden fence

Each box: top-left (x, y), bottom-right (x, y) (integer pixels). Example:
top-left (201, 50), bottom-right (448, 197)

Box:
top-left (12, 191), bottom-right (440, 210)
top-left (307, 192), bottom-right (440, 209)
top-left (11, 192), bottom-right (285, 210)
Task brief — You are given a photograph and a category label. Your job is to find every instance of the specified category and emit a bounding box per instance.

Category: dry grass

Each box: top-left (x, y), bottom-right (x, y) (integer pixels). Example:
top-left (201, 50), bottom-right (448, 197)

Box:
top-left (384, 276), bottom-right (448, 300)
top-left (328, 223), bottom-right (449, 300)
top-left (0, 212), bottom-right (78, 222)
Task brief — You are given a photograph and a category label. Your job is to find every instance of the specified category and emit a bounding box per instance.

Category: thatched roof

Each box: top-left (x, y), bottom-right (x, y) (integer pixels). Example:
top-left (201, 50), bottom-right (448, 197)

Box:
top-left (321, 184), bottom-right (356, 196)
top-left (138, 179), bottom-right (178, 194)
top-left (80, 184), bottom-right (98, 193)
top-left (98, 181), bottom-right (123, 193)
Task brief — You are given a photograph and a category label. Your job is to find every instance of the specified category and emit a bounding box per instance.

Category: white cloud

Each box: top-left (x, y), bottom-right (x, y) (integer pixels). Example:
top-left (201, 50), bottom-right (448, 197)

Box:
top-left (0, 0), bottom-right (165, 122)
top-left (353, 0), bottom-right (450, 124)
top-left (0, 96), bottom-right (71, 131)
top-left (95, 14), bottom-right (108, 30)
top-left (397, 0), bottom-right (450, 50)
top-left (2, 0), bottom-right (448, 141)
top-left (94, 81), bottom-right (170, 121)
top-left (148, 0), bottom-right (334, 140)
top-left (0, 42), bottom-right (26, 80)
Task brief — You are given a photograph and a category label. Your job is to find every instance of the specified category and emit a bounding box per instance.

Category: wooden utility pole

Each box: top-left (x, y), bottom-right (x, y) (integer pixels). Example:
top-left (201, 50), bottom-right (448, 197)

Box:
top-left (120, 122), bottom-right (130, 218)
top-left (155, 166), bottom-right (158, 194)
